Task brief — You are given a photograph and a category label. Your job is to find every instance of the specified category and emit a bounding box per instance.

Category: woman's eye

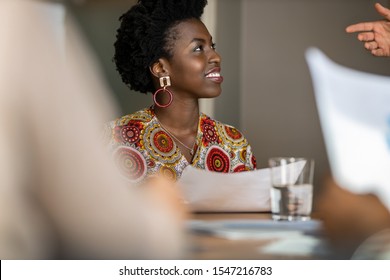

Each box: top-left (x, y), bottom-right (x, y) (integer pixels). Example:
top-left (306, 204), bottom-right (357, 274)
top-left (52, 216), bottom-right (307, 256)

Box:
top-left (194, 45), bottom-right (204, 52)
top-left (193, 43), bottom-right (216, 52)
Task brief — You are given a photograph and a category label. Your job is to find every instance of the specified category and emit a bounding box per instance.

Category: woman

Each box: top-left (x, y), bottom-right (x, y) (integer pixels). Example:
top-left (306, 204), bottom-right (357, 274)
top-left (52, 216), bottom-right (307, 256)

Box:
top-left (106, 0), bottom-right (257, 184)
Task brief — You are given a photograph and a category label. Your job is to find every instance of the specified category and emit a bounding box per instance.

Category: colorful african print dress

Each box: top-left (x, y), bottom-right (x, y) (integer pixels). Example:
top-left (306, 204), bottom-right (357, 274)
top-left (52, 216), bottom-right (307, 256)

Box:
top-left (105, 107), bottom-right (257, 184)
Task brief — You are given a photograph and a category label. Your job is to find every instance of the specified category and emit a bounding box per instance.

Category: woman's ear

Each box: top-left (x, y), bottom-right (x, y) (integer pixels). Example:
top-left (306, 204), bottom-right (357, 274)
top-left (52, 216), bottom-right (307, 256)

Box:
top-left (149, 58), bottom-right (170, 78)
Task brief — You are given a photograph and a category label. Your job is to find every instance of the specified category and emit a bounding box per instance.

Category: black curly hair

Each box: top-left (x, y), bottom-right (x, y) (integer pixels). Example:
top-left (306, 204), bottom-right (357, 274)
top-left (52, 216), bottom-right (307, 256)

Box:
top-left (114, 0), bottom-right (208, 94)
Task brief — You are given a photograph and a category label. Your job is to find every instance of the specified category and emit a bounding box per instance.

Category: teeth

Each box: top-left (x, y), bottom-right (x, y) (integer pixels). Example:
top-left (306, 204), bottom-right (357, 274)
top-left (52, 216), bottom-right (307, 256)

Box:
top-left (206, 72), bottom-right (221, 78)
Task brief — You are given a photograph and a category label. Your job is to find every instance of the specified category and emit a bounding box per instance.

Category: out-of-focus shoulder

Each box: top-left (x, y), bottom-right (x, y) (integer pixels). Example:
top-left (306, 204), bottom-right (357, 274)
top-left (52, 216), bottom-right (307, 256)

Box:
top-left (110, 107), bottom-right (154, 127)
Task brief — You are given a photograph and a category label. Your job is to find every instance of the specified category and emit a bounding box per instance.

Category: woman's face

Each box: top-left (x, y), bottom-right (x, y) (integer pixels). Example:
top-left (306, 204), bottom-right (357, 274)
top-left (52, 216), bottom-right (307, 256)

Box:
top-left (165, 18), bottom-right (223, 99)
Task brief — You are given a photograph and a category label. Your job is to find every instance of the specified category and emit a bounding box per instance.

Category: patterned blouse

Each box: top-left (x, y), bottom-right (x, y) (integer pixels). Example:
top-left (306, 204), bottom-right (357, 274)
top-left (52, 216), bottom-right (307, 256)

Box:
top-left (105, 107), bottom-right (257, 184)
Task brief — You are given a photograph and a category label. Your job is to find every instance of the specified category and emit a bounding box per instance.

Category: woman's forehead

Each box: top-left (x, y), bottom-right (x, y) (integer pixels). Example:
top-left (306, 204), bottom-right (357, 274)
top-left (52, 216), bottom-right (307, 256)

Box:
top-left (173, 19), bottom-right (211, 43)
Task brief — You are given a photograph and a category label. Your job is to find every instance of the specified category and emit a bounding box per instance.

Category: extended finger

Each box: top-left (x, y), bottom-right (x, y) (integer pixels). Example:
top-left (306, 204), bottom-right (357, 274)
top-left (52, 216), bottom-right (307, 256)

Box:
top-left (365, 40), bottom-right (378, 50)
top-left (371, 48), bottom-right (386, 56)
top-left (357, 31), bottom-right (375, 42)
top-left (375, 3), bottom-right (390, 21)
top-left (346, 22), bottom-right (375, 33)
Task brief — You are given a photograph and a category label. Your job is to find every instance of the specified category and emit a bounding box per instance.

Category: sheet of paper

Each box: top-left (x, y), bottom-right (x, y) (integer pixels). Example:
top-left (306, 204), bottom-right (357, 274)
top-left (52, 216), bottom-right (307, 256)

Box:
top-left (178, 162), bottom-right (306, 212)
top-left (306, 48), bottom-right (390, 210)
top-left (179, 166), bottom-right (271, 212)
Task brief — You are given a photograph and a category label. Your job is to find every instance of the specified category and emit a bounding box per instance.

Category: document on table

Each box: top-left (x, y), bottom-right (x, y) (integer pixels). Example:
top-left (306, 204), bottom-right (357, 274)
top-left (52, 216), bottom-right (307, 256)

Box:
top-left (178, 165), bottom-right (271, 212)
top-left (179, 162), bottom-right (306, 212)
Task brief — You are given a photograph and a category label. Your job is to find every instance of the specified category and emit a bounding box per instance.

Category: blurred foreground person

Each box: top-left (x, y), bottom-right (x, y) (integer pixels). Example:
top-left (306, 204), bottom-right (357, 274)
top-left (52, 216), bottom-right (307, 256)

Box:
top-left (0, 0), bottom-right (185, 259)
top-left (346, 2), bottom-right (390, 57)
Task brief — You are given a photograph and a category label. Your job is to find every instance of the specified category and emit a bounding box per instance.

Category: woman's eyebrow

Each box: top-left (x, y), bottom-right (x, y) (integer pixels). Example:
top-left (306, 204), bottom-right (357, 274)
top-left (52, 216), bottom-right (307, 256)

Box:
top-left (190, 36), bottom-right (213, 44)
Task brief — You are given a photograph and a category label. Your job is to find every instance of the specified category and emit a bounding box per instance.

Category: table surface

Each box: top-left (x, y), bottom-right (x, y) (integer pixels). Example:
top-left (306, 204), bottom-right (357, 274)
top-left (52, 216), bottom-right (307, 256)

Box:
top-left (183, 212), bottom-right (335, 260)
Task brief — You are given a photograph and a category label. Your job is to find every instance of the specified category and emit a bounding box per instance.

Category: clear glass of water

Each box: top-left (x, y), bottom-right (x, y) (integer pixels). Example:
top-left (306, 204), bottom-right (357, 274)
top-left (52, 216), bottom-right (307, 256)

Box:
top-left (269, 157), bottom-right (315, 221)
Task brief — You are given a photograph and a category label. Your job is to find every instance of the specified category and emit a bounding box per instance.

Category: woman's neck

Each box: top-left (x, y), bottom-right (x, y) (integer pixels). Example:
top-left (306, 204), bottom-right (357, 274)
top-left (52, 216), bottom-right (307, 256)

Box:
top-left (153, 99), bottom-right (200, 135)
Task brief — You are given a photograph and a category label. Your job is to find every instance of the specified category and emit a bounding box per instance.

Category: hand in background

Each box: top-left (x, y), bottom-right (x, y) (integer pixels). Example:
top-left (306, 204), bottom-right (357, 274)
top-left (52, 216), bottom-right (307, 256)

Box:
top-left (317, 176), bottom-right (390, 256)
top-left (142, 175), bottom-right (189, 222)
top-left (346, 3), bottom-right (390, 56)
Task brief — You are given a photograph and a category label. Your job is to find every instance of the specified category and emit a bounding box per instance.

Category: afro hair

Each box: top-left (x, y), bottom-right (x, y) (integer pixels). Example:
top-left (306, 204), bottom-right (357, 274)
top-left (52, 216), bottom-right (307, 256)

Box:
top-left (114, 0), bottom-right (208, 94)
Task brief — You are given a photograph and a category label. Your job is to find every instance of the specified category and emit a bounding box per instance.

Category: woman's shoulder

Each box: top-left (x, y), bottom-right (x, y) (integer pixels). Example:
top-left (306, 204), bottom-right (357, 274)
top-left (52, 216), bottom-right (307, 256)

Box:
top-left (197, 113), bottom-right (257, 169)
top-left (200, 113), bottom-right (245, 136)
top-left (199, 113), bottom-right (251, 147)
top-left (105, 107), bottom-right (154, 145)
top-left (110, 107), bottom-right (154, 127)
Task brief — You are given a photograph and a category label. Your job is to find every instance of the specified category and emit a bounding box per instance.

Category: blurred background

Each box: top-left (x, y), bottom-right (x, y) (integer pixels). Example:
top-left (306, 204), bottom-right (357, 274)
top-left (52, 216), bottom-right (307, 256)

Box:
top-left (63, 0), bottom-right (390, 200)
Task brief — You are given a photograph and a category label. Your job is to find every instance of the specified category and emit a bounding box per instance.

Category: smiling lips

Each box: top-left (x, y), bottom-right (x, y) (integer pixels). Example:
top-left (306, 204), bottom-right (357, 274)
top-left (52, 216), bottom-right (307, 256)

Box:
top-left (205, 68), bottom-right (224, 83)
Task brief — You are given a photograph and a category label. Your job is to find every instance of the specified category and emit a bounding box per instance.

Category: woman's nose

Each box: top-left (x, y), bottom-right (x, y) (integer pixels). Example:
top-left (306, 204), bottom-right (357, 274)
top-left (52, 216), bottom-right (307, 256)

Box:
top-left (209, 49), bottom-right (221, 65)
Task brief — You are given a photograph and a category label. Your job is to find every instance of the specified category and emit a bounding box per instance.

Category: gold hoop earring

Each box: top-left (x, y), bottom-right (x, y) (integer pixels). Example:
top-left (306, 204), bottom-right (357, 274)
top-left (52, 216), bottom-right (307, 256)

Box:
top-left (153, 76), bottom-right (173, 108)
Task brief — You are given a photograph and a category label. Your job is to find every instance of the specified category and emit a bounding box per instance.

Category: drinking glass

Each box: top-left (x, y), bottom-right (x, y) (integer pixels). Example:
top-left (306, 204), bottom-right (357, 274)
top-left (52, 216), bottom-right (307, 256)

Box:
top-left (269, 157), bottom-right (315, 221)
